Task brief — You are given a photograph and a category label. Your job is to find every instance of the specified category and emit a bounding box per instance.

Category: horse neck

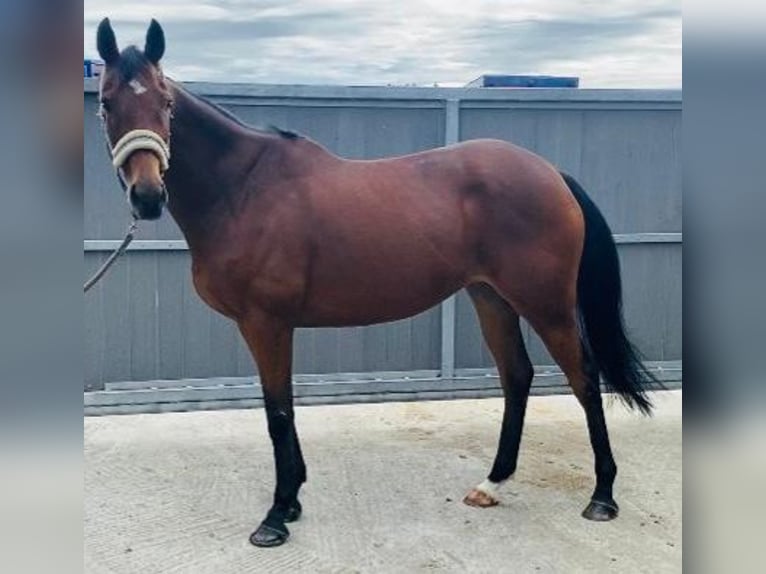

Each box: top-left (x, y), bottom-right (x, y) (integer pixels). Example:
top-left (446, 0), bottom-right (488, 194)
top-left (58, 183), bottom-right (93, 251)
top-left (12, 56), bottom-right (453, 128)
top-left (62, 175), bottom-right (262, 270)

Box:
top-left (163, 83), bottom-right (272, 249)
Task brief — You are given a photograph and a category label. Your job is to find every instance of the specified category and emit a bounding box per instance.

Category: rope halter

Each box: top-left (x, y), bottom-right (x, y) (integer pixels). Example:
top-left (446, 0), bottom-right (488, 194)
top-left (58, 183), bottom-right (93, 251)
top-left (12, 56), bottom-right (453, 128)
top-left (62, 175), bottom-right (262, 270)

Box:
top-left (110, 129), bottom-right (171, 173)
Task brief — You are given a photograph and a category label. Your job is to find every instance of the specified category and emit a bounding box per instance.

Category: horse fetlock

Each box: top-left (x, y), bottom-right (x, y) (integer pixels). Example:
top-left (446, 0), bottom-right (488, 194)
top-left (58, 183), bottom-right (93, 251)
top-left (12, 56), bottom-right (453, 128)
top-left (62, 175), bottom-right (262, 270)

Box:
top-left (284, 499), bottom-right (302, 523)
top-left (463, 477), bottom-right (511, 507)
top-left (596, 460), bottom-right (617, 486)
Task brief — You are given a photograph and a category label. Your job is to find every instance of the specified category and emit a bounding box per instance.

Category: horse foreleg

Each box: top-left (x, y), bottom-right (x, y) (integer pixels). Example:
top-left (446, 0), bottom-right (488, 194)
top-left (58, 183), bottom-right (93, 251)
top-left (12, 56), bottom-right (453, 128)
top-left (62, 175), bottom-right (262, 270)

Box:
top-left (239, 314), bottom-right (305, 547)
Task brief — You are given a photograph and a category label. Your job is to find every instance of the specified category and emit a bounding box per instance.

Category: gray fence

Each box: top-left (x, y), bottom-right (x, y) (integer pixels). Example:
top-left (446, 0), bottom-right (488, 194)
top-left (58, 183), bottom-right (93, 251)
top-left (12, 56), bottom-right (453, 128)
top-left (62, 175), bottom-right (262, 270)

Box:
top-left (84, 79), bottom-right (681, 414)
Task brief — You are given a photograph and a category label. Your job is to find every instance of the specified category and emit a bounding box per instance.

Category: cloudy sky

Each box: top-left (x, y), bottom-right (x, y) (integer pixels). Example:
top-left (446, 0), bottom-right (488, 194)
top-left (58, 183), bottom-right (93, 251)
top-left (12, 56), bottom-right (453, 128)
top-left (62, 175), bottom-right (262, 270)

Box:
top-left (84, 0), bottom-right (681, 88)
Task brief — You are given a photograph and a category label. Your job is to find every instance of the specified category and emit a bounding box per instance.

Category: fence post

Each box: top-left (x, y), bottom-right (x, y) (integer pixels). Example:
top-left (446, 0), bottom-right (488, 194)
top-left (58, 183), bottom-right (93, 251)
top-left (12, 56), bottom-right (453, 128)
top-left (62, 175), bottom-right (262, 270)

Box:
top-left (440, 98), bottom-right (460, 380)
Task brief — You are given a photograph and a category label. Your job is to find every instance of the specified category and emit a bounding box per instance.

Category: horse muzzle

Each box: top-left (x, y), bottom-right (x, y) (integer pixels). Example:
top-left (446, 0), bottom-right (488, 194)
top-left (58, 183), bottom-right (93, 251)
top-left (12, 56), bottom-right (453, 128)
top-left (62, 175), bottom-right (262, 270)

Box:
top-left (129, 181), bottom-right (167, 220)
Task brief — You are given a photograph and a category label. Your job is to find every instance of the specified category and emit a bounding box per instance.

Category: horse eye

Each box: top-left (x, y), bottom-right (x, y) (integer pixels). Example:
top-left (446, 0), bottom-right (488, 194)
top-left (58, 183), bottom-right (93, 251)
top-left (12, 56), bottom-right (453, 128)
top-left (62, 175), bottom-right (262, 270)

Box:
top-left (165, 99), bottom-right (174, 110)
top-left (99, 99), bottom-right (111, 113)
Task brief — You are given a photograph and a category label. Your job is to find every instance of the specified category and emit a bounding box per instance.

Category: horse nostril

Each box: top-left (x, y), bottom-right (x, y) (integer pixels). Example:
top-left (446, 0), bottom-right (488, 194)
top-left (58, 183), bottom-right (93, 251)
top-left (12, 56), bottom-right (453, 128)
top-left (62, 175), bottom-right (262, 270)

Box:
top-left (129, 183), bottom-right (165, 203)
top-left (128, 184), bottom-right (138, 204)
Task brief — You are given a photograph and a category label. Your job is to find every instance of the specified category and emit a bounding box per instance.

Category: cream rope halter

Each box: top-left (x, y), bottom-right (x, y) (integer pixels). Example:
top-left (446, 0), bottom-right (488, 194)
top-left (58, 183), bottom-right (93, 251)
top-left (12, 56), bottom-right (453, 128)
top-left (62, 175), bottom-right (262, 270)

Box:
top-left (109, 128), bottom-right (171, 173)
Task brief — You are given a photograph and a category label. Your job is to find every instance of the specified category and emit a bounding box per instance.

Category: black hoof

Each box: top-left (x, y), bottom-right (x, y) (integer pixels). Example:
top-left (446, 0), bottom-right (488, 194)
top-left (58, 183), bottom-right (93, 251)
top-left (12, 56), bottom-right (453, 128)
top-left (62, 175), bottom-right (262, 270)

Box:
top-left (249, 521), bottom-right (289, 547)
top-left (284, 500), bottom-right (302, 523)
top-left (582, 499), bottom-right (619, 521)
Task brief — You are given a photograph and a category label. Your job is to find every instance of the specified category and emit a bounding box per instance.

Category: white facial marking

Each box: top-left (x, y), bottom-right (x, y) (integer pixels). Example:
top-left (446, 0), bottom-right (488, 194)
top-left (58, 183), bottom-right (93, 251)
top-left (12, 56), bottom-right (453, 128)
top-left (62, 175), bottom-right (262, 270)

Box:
top-left (129, 79), bottom-right (147, 95)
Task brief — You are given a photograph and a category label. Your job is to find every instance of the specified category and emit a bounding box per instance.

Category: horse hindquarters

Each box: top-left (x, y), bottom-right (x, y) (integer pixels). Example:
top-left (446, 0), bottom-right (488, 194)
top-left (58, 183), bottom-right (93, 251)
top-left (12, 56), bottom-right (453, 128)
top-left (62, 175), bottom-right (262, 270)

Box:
top-left (469, 172), bottom-right (635, 520)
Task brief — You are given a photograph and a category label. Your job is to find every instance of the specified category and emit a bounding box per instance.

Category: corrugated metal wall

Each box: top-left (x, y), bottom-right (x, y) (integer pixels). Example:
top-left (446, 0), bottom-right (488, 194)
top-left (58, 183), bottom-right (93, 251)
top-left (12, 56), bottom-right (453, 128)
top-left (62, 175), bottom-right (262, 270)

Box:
top-left (84, 81), bottom-right (681, 412)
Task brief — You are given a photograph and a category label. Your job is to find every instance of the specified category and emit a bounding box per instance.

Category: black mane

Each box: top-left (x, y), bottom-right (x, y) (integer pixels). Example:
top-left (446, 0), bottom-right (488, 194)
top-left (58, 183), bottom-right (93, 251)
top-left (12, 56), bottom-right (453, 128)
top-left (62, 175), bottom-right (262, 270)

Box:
top-left (267, 126), bottom-right (300, 140)
top-left (185, 87), bottom-right (301, 141)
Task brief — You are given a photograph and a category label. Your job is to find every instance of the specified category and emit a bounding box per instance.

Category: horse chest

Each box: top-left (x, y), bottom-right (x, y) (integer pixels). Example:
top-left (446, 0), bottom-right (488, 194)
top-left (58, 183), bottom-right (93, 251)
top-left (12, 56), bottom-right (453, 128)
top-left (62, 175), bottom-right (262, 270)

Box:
top-left (191, 264), bottom-right (240, 319)
top-left (190, 251), bottom-right (306, 322)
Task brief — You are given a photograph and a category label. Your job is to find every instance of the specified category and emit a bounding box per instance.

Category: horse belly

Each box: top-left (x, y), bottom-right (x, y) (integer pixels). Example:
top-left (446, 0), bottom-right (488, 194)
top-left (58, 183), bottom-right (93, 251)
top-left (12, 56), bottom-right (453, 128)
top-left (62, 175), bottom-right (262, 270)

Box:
top-left (300, 276), bottom-right (462, 327)
top-left (300, 233), bottom-right (466, 327)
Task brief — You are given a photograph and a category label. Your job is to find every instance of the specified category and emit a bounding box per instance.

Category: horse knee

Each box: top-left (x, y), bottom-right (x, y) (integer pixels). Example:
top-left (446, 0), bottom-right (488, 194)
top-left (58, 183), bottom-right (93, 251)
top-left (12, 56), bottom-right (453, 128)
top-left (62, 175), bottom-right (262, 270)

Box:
top-left (265, 407), bottom-right (293, 441)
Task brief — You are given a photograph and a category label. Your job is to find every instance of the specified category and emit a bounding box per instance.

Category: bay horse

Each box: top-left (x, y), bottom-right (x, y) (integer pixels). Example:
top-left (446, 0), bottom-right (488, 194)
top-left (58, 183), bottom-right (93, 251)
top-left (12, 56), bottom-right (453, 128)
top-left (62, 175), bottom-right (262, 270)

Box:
top-left (95, 18), bottom-right (657, 547)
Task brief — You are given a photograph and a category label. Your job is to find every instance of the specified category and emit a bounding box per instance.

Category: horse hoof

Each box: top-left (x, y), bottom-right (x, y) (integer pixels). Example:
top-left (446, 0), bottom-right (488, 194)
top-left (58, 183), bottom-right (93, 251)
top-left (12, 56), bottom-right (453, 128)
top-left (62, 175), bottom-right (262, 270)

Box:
top-left (463, 488), bottom-right (499, 508)
top-left (284, 501), bottom-right (302, 523)
top-left (581, 499), bottom-right (619, 521)
top-left (249, 522), bottom-right (290, 547)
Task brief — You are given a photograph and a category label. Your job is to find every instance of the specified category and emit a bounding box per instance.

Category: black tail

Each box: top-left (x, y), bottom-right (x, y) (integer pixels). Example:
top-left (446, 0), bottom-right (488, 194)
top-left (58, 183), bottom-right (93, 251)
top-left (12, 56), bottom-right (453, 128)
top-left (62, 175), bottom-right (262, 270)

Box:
top-left (561, 172), bottom-right (659, 415)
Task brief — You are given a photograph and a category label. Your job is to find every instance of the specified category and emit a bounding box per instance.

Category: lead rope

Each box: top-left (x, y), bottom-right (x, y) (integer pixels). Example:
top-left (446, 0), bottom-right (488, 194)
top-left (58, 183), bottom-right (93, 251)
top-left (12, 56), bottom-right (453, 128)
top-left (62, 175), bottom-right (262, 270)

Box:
top-left (86, 99), bottom-right (171, 293)
top-left (83, 219), bottom-right (139, 293)
top-left (84, 123), bottom-right (137, 293)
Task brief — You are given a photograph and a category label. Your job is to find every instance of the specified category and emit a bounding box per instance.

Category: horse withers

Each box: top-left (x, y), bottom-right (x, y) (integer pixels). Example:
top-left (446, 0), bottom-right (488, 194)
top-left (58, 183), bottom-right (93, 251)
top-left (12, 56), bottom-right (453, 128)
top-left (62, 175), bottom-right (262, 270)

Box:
top-left (95, 18), bottom-right (658, 547)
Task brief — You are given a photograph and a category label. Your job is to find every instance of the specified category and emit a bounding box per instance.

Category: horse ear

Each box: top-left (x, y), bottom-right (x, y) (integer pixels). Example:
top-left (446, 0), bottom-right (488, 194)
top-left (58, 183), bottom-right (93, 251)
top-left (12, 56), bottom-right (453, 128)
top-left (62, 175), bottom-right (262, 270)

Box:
top-left (144, 19), bottom-right (165, 65)
top-left (96, 18), bottom-right (120, 65)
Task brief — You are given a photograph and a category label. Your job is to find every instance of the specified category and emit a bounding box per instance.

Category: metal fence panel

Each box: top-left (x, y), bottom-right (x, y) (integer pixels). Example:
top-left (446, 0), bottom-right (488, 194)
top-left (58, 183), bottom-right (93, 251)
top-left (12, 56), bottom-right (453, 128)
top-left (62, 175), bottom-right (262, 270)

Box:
top-left (459, 107), bottom-right (682, 233)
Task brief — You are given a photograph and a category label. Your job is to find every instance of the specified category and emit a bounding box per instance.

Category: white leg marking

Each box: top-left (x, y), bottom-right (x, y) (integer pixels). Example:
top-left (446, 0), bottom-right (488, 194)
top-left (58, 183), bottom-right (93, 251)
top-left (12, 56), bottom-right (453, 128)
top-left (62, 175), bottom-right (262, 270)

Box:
top-left (129, 79), bottom-right (147, 95)
top-left (475, 475), bottom-right (513, 499)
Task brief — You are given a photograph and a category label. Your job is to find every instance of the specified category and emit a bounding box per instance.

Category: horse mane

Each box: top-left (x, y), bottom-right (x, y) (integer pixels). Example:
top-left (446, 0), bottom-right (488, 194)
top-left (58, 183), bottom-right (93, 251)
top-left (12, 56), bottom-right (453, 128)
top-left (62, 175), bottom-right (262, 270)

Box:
top-left (178, 84), bottom-right (301, 141)
top-left (114, 46), bottom-right (301, 141)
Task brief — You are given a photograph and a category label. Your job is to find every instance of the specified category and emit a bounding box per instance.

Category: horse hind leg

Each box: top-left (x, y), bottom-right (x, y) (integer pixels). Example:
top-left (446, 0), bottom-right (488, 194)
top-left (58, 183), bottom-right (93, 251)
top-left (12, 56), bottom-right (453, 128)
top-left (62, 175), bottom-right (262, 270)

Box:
top-left (525, 305), bottom-right (619, 521)
top-left (462, 283), bottom-right (534, 508)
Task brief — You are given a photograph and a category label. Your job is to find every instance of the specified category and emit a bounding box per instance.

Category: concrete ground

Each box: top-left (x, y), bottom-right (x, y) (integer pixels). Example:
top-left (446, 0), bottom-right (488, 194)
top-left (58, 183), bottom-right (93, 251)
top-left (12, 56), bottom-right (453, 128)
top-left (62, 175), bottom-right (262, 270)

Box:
top-left (84, 391), bottom-right (681, 574)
